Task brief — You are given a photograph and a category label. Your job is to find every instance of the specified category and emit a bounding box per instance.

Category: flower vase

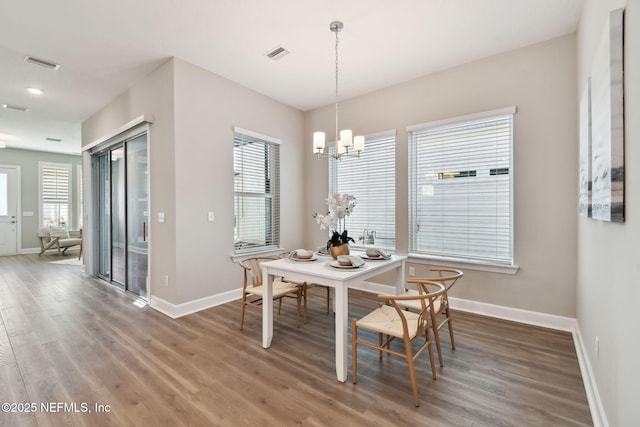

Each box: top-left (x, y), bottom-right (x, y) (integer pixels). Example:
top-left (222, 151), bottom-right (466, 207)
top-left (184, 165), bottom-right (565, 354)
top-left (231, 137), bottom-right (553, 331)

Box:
top-left (329, 244), bottom-right (350, 260)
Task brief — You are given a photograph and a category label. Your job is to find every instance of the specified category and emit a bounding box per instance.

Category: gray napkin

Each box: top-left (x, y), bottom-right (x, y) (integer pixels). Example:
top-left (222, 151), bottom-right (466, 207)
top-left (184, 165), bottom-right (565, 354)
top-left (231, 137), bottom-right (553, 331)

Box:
top-left (366, 249), bottom-right (391, 259)
top-left (337, 255), bottom-right (365, 267)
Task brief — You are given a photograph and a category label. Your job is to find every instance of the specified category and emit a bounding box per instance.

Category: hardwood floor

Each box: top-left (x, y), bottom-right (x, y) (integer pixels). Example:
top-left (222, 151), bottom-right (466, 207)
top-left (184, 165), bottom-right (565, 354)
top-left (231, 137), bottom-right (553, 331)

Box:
top-left (0, 254), bottom-right (592, 426)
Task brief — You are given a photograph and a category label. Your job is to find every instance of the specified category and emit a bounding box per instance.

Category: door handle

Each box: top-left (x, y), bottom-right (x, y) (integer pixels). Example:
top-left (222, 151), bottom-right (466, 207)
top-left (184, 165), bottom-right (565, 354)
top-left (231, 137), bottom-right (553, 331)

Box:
top-left (143, 222), bottom-right (147, 242)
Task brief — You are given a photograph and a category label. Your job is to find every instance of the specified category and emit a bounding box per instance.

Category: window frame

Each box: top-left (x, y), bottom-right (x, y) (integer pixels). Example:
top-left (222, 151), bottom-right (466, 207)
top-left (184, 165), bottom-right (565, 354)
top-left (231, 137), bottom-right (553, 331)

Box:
top-left (232, 126), bottom-right (281, 257)
top-left (38, 161), bottom-right (72, 228)
top-left (407, 107), bottom-right (517, 271)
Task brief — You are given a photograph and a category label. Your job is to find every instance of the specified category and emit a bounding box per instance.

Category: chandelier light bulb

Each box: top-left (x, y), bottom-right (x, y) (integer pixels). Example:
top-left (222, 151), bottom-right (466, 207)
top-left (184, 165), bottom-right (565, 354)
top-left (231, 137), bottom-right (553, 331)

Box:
top-left (314, 132), bottom-right (326, 153)
top-left (340, 129), bottom-right (353, 147)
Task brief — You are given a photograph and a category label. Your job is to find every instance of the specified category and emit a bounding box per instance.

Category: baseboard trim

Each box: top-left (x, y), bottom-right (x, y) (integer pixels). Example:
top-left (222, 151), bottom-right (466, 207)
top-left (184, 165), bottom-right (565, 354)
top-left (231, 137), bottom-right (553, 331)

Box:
top-left (21, 248), bottom-right (41, 254)
top-left (448, 297), bottom-right (576, 331)
top-left (572, 323), bottom-right (609, 427)
top-left (149, 288), bottom-right (242, 319)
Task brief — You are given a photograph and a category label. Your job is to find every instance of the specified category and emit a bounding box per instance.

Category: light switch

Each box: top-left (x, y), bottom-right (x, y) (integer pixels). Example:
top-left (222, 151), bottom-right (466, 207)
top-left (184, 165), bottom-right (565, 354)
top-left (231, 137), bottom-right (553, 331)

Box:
top-left (158, 212), bottom-right (165, 223)
top-left (208, 211), bottom-right (215, 222)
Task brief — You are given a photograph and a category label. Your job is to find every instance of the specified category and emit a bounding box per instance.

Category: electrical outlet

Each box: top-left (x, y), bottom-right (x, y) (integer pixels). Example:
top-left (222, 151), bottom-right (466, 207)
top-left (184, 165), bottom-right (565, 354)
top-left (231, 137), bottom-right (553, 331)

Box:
top-left (409, 266), bottom-right (415, 277)
top-left (595, 336), bottom-right (599, 360)
top-left (208, 211), bottom-right (215, 222)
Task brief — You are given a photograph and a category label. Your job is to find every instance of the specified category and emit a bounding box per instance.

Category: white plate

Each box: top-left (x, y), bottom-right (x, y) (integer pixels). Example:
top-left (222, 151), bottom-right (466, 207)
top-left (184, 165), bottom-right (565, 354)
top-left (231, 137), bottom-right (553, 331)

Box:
top-left (329, 260), bottom-right (363, 269)
top-left (360, 254), bottom-right (388, 260)
top-left (289, 255), bottom-right (318, 262)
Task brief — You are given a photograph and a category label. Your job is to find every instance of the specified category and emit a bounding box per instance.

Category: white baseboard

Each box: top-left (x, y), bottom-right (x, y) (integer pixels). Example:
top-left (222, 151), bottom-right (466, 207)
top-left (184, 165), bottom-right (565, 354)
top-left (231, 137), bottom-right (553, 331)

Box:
top-left (572, 323), bottom-right (609, 427)
top-left (149, 288), bottom-right (242, 319)
top-left (448, 296), bottom-right (576, 331)
top-left (21, 248), bottom-right (41, 254)
top-left (449, 296), bottom-right (606, 426)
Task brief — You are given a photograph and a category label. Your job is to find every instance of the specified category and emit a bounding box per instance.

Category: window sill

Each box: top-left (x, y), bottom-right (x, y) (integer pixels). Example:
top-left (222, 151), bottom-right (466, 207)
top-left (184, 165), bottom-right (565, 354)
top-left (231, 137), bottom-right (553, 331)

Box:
top-left (230, 247), bottom-right (285, 263)
top-left (408, 254), bottom-right (519, 275)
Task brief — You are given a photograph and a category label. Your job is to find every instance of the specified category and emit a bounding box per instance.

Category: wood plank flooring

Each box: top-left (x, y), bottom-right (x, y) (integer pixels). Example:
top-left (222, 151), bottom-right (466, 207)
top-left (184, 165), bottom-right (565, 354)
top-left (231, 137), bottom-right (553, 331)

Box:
top-left (0, 254), bottom-right (592, 426)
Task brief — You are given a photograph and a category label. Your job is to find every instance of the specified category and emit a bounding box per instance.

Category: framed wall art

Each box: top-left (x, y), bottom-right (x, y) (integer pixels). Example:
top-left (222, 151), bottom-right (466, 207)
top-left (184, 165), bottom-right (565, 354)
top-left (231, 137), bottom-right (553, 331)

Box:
top-left (589, 8), bottom-right (624, 222)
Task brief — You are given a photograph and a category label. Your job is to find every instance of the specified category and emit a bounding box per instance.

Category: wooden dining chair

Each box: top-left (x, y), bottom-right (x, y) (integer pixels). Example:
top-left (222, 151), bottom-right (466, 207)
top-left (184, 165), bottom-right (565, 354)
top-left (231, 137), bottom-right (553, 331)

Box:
top-left (239, 256), bottom-right (307, 330)
top-left (352, 281), bottom-right (446, 407)
top-left (396, 268), bottom-right (464, 367)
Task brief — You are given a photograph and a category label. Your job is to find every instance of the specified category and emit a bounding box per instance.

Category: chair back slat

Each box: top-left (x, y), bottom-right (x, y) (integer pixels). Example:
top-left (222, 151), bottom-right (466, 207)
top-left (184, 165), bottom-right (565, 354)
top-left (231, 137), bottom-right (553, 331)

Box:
top-left (407, 268), bottom-right (463, 307)
top-left (240, 256), bottom-right (278, 289)
top-left (379, 281), bottom-right (446, 335)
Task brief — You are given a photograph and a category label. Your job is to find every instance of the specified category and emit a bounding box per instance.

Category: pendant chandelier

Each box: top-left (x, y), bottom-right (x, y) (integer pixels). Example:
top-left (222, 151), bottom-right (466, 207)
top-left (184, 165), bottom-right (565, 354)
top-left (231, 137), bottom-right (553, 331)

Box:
top-left (313, 21), bottom-right (365, 159)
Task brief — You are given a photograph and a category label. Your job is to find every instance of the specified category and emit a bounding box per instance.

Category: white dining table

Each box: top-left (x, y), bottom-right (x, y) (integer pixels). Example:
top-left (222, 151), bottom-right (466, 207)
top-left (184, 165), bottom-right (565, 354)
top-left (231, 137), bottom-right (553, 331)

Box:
top-left (261, 253), bottom-right (407, 382)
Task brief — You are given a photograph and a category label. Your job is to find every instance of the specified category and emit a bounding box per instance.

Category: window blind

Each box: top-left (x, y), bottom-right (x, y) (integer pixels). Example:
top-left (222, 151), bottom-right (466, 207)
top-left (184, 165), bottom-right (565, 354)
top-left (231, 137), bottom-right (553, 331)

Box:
top-left (234, 131), bottom-right (280, 253)
top-left (40, 163), bottom-right (71, 227)
top-left (408, 111), bottom-right (513, 264)
top-left (329, 132), bottom-right (396, 250)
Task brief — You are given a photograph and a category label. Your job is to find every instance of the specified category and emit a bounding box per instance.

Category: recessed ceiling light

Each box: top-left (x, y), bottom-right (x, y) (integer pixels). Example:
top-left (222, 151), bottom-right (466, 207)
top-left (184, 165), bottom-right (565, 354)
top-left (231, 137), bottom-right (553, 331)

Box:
top-left (2, 104), bottom-right (29, 112)
top-left (45, 137), bottom-right (63, 142)
top-left (26, 87), bottom-right (45, 95)
top-left (24, 55), bottom-right (60, 70)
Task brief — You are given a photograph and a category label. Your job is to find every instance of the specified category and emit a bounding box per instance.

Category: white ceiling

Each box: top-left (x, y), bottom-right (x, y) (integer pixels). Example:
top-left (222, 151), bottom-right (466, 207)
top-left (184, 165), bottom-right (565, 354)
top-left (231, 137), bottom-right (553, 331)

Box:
top-left (0, 0), bottom-right (584, 155)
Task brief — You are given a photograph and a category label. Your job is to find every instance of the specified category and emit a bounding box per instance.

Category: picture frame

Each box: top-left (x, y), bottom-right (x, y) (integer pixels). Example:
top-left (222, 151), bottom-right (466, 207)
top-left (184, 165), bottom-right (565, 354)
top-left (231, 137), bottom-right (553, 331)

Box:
top-left (589, 8), bottom-right (625, 222)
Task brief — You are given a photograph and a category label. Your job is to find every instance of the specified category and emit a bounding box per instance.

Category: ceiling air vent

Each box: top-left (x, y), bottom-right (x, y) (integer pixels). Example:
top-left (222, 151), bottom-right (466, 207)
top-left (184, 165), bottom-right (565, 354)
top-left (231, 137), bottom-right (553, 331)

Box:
top-left (46, 137), bottom-right (63, 143)
top-left (265, 46), bottom-right (290, 61)
top-left (24, 55), bottom-right (61, 70)
top-left (2, 104), bottom-right (29, 112)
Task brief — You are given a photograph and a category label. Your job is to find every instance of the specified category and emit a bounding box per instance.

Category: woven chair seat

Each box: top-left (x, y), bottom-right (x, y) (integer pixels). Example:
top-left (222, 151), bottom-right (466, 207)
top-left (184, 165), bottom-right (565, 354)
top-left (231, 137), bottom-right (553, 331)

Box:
top-left (245, 280), bottom-right (299, 298)
top-left (356, 304), bottom-right (421, 339)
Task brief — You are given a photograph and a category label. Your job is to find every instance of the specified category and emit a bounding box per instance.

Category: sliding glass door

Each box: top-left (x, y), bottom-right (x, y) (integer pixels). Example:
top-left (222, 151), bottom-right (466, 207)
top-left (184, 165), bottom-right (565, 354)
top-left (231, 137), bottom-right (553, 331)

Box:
top-left (126, 136), bottom-right (148, 296)
top-left (95, 133), bottom-right (148, 298)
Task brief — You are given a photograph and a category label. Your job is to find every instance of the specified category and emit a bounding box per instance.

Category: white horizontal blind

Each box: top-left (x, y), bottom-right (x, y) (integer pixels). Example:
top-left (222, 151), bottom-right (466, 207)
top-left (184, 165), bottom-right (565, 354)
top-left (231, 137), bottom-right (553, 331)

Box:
top-left (40, 162), bottom-right (71, 227)
top-left (329, 132), bottom-right (395, 250)
top-left (408, 113), bottom-right (513, 264)
top-left (233, 131), bottom-right (280, 254)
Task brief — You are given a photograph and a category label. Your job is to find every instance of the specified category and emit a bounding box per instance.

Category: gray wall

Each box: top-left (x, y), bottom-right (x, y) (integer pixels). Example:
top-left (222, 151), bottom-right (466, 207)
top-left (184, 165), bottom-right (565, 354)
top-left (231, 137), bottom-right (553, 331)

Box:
top-left (0, 147), bottom-right (81, 250)
top-left (577, 0), bottom-right (640, 425)
top-left (172, 58), bottom-right (305, 304)
top-left (82, 58), bottom-right (177, 302)
top-left (304, 34), bottom-right (579, 317)
top-left (82, 57), bottom-right (305, 305)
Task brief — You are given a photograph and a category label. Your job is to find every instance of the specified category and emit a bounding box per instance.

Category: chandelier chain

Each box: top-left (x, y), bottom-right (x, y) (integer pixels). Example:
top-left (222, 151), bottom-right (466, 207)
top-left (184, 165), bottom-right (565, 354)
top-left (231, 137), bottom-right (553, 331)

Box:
top-left (335, 28), bottom-right (340, 147)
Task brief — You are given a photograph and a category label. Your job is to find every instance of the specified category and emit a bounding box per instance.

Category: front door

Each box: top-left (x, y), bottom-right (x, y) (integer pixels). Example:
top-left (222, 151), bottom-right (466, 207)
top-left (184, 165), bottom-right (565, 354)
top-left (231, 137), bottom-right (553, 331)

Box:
top-left (0, 166), bottom-right (18, 256)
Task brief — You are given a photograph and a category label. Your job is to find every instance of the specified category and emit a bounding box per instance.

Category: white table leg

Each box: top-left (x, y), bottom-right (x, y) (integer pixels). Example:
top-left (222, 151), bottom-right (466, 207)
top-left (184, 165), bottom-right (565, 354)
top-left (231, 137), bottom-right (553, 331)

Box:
top-left (334, 284), bottom-right (348, 382)
top-left (262, 270), bottom-right (273, 348)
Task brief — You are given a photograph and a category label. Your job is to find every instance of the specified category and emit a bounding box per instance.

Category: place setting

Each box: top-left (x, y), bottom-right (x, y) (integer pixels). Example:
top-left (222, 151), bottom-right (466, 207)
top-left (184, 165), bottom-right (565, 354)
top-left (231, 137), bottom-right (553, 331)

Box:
top-left (360, 248), bottom-right (391, 261)
top-left (328, 255), bottom-right (366, 269)
top-left (287, 249), bottom-right (319, 262)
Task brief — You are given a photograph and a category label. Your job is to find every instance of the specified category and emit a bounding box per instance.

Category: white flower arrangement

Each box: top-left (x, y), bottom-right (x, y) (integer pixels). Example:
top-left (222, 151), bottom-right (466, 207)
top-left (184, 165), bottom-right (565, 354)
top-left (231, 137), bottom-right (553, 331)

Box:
top-left (313, 193), bottom-right (357, 247)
